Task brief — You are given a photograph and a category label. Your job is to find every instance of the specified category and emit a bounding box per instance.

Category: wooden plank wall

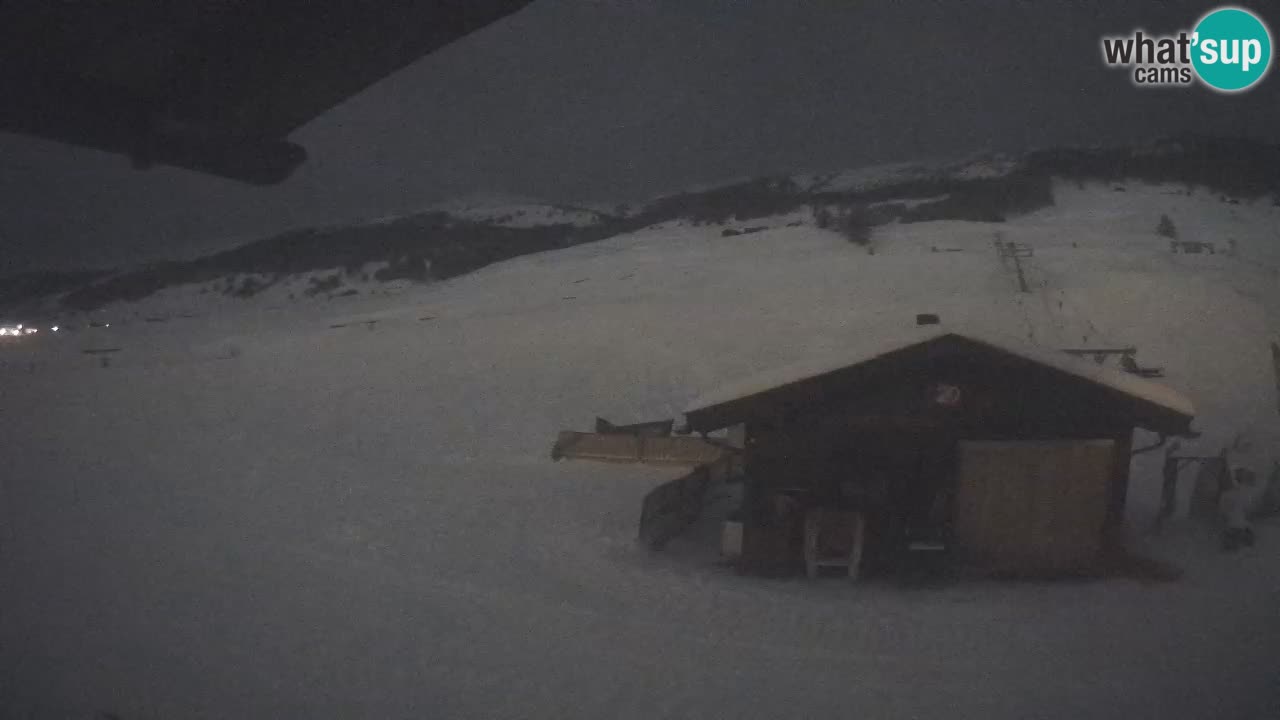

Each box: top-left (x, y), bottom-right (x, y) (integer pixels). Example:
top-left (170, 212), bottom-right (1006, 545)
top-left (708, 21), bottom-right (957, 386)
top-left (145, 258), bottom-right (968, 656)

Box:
top-left (953, 439), bottom-right (1115, 574)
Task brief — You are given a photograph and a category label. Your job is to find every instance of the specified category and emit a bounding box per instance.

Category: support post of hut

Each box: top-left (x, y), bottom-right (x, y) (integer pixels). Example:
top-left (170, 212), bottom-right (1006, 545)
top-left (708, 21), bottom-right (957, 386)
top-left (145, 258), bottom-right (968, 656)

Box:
top-left (1104, 429), bottom-right (1134, 553)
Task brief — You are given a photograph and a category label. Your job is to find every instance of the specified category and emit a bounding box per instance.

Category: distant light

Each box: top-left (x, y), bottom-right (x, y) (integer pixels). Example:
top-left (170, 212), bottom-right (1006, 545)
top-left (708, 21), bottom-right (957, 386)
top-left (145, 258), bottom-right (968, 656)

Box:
top-left (51, 326), bottom-right (59, 332)
top-left (16, 324), bottom-right (21, 330)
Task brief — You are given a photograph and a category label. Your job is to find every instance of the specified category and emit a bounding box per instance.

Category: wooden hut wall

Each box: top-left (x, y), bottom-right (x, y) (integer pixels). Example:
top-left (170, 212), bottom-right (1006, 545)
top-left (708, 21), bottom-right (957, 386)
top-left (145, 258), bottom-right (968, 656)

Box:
top-left (952, 439), bottom-right (1117, 574)
top-left (719, 340), bottom-right (1177, 575)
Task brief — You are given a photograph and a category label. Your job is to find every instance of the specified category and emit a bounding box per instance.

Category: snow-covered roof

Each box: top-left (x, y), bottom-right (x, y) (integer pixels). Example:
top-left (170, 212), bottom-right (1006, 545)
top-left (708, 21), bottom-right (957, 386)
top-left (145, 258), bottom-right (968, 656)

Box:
top-left (684, 326), bottom-right (1195, 430)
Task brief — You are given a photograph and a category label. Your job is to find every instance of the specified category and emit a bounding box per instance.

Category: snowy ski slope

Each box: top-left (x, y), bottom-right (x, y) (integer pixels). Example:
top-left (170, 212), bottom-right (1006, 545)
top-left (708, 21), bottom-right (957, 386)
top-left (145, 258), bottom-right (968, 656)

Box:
top-left (2, 180), bottom-right (1279, 719)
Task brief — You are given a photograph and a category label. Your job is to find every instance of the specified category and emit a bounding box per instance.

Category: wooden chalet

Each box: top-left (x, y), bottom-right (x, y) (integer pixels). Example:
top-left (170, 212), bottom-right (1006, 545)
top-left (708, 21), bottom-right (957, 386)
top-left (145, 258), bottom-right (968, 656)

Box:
top-left (682, 328), bottom-right (1196, 578)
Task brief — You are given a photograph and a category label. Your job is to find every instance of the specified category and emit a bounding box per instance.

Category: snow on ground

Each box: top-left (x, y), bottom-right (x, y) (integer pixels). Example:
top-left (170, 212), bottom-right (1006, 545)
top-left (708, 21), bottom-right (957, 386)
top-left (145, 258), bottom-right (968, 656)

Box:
top-left (3, 180), bottom-right (1280, 718)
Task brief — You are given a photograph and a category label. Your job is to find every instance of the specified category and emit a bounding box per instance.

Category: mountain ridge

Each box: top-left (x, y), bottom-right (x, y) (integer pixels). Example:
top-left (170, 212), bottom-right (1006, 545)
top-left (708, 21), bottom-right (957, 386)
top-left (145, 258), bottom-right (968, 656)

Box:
top-left (4, 134), bottom-right (1278, 317)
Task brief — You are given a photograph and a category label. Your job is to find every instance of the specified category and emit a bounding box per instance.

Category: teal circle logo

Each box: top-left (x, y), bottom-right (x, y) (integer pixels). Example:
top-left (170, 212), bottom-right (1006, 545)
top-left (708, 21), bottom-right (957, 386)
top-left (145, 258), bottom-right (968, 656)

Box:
top-left (1192, 7), bottom-right (1272, 92)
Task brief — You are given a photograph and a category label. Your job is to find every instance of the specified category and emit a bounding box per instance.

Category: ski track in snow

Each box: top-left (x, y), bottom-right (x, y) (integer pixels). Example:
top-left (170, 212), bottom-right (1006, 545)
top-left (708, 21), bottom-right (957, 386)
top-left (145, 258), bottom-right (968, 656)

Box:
top-left (2, 181), bottom-right (1280, 719)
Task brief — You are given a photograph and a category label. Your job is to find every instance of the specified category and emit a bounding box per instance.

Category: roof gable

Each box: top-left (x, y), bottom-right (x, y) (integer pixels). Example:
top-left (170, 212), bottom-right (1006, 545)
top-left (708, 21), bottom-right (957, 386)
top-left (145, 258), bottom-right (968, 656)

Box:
top-left (683, 328), bottom-right (1195, 436)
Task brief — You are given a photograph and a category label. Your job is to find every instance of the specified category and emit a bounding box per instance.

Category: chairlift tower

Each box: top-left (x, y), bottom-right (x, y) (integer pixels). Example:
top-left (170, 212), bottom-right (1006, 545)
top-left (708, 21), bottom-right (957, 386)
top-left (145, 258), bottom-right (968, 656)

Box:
top-left (993, 233), bottom-right (1033, 293)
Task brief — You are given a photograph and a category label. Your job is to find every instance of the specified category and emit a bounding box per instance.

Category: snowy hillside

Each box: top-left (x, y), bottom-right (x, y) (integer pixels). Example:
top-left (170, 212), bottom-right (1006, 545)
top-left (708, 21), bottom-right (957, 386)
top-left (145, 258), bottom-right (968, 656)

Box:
top-left (3, 174), bottom-right (1280, 718)
top-left (6, 136), bottom-right (1277, 322)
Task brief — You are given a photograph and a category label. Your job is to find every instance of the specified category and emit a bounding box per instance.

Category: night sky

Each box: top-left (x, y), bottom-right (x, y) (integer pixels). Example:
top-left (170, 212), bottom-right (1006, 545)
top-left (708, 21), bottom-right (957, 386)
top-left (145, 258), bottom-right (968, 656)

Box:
top-left (2, 0), bottom-right (1278, 274)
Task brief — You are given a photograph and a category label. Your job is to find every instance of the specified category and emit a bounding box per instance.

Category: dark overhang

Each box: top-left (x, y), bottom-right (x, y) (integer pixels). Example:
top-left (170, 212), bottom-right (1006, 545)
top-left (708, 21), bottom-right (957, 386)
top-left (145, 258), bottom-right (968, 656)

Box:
top-left (0, 1), bottom-right (535, 184)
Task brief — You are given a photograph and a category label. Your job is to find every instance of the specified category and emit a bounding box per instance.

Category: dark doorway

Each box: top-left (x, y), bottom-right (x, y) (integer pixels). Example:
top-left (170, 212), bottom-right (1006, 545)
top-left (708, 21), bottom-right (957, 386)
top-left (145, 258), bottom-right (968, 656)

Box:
top-left (831, 429), bottom-right (957, 577)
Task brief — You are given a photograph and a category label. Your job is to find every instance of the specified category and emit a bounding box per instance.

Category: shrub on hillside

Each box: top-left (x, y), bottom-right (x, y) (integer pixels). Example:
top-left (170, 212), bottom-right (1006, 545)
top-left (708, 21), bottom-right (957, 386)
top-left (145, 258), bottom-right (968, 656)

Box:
top-left (229, 275), bottom-right (270, 298)
top-left (305, 274), bottom-right (343, 297)
top-left (837, 207), bottom-right (873, 245)
top-left (374, 254), bottom-right (430, 282)
top-left (814, 204), bottom-right (873, 245)
top-left (813, 205), bottom-right (834, 229)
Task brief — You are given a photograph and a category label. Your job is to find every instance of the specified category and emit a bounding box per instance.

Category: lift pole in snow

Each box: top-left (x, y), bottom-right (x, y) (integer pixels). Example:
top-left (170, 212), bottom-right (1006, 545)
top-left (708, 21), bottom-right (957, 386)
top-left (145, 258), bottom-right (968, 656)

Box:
top-left (994, 233), bottom-right (1032, 293)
